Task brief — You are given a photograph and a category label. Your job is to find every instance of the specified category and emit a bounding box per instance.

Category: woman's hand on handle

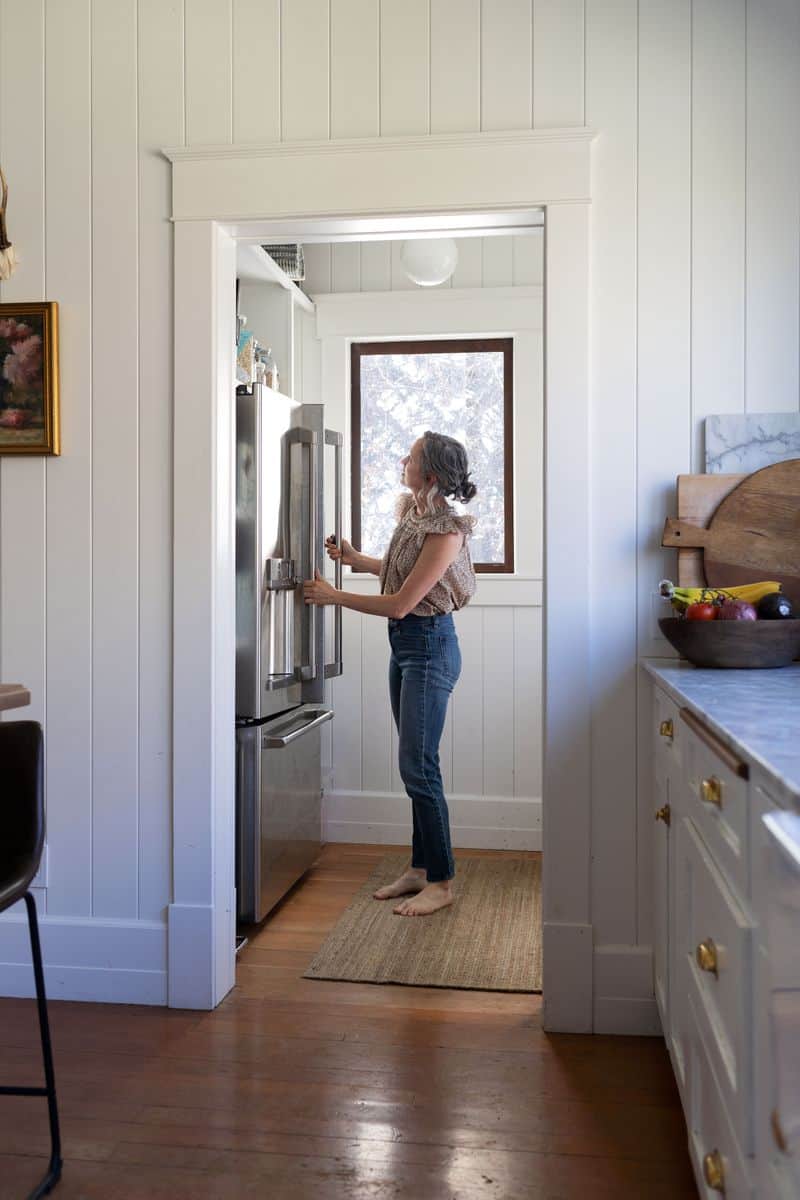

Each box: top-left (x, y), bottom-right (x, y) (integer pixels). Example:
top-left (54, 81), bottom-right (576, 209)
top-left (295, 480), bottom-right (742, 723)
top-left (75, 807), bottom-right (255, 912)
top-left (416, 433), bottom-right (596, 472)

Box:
top-left (325, 534), bottom-right (355, 566)
top-left (304, 569), bottom-right (339, 607)
top-left (325, 535), bottom-right (384, 576)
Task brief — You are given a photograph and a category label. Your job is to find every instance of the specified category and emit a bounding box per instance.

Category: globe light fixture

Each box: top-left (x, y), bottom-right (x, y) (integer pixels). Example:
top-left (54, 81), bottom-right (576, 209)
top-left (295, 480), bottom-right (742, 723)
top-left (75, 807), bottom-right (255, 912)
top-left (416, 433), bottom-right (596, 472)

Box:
top-left (400, 237), bottom-right (459, 287)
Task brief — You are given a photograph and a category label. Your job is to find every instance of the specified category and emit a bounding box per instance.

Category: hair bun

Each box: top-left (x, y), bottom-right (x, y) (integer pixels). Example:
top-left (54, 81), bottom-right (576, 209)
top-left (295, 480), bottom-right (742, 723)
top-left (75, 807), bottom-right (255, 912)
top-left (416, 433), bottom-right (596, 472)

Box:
top-left (459, 479), bottom-right (478, 503)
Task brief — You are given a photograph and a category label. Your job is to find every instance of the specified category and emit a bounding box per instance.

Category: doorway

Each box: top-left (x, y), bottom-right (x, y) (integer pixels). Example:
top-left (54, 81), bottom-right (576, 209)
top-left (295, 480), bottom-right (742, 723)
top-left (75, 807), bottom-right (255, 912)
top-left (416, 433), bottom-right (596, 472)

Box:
top-left (165, 129), bottom-right (594, 1031)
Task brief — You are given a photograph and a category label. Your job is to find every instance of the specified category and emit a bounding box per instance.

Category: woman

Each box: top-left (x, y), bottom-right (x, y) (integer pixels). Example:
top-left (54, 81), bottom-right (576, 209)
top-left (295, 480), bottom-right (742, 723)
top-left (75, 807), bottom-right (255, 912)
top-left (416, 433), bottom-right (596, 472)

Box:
top-left (303, 431), bottom-right (477, 917)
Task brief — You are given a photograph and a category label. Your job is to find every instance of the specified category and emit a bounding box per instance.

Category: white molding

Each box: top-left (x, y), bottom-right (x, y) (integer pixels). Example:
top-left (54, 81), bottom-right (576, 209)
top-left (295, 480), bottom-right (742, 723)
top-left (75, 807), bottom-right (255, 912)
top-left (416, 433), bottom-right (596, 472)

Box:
top-left (0, 914), bottom-right (166, 1005)
top-left (324, 790), bottom-right (542, 852)
top-left (592, 944), bottom-right (662, 1036)
top-left (315, 286), bottom-right (543, 338)
top-left (165, 130), bottom-right (593, 224)
top-left (171, 220), bottom-right (237, 1010)
top-left (542, 921), bottom-right (594, 1033)
top-left (593, 996), bottom-right (662, 1037)
top-left (168, 129), bottom-right (596, 1028)
top-left (163, 127), bottom-right (597, 163)
top-left (541, 203), bottom-right (593, 1034)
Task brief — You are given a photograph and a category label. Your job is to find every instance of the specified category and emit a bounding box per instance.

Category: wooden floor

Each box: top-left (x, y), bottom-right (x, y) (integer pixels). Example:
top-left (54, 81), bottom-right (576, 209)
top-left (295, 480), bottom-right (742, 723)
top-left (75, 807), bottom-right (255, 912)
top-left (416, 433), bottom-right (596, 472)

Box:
top-left (0, 844), bottom-right (697, 1199)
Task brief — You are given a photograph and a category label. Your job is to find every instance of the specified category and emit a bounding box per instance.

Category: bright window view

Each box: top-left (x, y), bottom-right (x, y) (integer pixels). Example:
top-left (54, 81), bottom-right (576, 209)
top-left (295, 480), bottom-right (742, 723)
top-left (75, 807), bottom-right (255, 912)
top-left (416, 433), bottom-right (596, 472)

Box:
top-left (351, 338), bottom-right (513, 571)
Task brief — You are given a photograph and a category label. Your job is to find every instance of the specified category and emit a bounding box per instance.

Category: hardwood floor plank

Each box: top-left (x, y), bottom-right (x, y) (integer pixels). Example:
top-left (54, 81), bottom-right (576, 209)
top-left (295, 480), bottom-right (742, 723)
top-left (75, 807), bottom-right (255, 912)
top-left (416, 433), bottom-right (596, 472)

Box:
top-left (0, 843), bottom-right (695, 1198)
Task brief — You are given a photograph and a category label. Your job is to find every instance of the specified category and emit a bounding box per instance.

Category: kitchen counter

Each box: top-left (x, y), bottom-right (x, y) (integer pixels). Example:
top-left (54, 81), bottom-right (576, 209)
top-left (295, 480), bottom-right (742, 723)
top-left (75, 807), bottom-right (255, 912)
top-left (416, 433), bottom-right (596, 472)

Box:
top-left (0, 683), bottom-right (31, 712)
top-left (643, 659), bottom-right (800, 808)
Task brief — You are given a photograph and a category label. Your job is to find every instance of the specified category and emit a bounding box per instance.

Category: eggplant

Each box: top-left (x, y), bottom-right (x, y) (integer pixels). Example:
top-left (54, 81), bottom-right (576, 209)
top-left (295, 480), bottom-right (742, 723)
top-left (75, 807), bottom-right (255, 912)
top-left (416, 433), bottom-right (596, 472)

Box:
top-left (757, 592), bottom-right (794, 620)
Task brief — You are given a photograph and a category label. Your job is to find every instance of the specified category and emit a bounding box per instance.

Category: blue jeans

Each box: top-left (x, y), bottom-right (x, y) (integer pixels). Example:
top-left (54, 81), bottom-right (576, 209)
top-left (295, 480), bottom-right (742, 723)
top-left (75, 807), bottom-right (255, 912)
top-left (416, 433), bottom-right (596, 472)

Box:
top-left (388, 613), bottom-right (462, 883)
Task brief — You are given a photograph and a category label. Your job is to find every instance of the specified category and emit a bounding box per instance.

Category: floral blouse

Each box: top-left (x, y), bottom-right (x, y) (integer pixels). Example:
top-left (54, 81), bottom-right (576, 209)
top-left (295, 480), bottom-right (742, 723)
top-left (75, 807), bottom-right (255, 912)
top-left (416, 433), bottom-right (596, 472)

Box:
top-left (379, 493), bottom-right (477, 616)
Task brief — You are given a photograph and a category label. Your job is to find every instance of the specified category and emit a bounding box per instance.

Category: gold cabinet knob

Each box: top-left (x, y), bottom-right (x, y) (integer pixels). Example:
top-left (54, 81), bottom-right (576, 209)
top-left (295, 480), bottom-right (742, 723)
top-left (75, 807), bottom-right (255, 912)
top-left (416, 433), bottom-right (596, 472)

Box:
top-left (655, 804), bottom-right (671, 826)
top-left (659, 719), bottom-right (674, 740)
top-left (700, 776), bottom-right (723, 807)
top-left (702, 1148), bottom-right (725, 1192)
top-left (696, 938), bottom-right (718, 977)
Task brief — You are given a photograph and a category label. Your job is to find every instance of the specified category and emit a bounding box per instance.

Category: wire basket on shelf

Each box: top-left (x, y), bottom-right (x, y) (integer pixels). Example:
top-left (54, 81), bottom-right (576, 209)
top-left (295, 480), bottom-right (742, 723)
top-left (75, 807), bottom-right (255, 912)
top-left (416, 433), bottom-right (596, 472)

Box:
top-left (262, 243), bottom-right (305, 281)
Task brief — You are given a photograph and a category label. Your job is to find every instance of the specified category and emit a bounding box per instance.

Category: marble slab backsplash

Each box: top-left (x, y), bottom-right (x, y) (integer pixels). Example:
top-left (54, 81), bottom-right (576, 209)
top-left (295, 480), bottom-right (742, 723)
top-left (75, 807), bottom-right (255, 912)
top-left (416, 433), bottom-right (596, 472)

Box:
top-left (705, 412), bottom-right (800, 474)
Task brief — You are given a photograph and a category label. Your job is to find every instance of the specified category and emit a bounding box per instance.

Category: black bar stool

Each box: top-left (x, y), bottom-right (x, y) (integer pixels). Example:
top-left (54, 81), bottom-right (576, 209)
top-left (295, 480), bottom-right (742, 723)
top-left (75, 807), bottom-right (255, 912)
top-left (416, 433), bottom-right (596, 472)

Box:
top-left (0, 721), bottom-right (62, 1197)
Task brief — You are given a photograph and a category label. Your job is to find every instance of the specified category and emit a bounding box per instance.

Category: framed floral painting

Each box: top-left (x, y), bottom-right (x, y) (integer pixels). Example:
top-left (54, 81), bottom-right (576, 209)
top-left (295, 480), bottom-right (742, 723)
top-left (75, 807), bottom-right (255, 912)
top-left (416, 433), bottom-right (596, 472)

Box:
top-left (0, 301), bottom-right (60, 455)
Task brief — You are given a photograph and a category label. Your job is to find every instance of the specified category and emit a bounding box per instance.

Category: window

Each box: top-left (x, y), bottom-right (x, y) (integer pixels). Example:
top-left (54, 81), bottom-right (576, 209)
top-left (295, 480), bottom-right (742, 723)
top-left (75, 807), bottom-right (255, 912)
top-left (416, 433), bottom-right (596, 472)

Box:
top-left (350, 338), bottom-right (514, 573)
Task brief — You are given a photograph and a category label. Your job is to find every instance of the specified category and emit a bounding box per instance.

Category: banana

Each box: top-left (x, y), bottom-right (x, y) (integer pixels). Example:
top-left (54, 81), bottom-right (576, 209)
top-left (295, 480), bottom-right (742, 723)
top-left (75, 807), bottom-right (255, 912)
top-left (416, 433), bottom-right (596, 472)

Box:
top-left (659, 579), bottom-right (783, 612)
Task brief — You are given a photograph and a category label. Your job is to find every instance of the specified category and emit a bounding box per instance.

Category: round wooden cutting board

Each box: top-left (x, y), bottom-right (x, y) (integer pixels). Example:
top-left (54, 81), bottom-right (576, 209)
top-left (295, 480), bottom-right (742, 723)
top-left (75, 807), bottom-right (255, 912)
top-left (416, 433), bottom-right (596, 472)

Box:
top-left (662, 459), bottom-right (800, 606)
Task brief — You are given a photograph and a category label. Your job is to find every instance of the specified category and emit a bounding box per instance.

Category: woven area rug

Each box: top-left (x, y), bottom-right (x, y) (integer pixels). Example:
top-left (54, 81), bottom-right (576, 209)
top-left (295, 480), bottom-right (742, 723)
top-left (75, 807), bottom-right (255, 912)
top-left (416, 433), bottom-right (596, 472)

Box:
top-left (303, 854), bottom-right (541, 992)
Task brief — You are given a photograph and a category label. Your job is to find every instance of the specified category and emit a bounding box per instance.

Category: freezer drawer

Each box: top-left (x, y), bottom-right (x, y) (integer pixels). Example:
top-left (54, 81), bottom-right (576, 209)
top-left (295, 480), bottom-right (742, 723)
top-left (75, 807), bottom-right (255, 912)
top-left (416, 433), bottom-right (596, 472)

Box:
top-left (236, 705), bottom-right (333, 924)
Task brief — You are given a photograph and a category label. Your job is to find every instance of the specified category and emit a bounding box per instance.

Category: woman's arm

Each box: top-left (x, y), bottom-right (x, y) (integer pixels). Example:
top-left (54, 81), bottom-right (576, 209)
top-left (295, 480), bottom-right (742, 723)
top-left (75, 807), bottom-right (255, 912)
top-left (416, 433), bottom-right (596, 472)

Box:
top-left (326, 537), bottom-right (382, 576)
top-left (349, 549), bottom-right (383, 575)
top-left (305, 532), bottom-right (462, 618)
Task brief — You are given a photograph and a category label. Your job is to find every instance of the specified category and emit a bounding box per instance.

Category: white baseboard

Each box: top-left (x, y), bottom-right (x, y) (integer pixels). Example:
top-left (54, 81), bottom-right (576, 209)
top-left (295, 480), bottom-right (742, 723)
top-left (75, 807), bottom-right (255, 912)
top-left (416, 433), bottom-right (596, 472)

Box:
top-left (0, 911), bottom-right (167, 1005)
top-left (593, 995), bottom-right (662, 1036)
top-left (542, 921), bottom-right (593, 1033)
top-left (592, 943), bottom-right (661, 1036)
top-left (323, 789), bottom-right (542, 851)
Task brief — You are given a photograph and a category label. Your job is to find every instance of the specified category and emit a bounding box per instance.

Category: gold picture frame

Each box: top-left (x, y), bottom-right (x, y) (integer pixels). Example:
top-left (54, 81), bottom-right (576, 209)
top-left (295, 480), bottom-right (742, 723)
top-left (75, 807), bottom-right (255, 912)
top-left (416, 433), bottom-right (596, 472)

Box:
top-left (0, 301), bottom-right (60, 455)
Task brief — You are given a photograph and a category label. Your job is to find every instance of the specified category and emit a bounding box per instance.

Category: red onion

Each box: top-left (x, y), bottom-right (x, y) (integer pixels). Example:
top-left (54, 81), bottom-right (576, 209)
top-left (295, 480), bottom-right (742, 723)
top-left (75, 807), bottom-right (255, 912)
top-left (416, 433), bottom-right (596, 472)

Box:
top-left (718, 599), bottom-right (757, 621)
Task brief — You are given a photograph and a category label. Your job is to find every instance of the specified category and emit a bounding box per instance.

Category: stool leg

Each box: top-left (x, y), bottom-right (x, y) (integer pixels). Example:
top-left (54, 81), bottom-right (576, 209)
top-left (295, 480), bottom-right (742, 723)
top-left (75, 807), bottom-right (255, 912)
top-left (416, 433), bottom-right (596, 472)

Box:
top-left (24, 892), bottom-right (63, 1197)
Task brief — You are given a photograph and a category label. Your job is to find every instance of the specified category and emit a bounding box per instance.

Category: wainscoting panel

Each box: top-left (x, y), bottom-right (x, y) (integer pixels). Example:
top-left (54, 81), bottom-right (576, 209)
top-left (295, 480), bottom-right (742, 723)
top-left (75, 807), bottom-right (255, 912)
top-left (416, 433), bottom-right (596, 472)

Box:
top-left (327, 599), bottom-right (542, 851)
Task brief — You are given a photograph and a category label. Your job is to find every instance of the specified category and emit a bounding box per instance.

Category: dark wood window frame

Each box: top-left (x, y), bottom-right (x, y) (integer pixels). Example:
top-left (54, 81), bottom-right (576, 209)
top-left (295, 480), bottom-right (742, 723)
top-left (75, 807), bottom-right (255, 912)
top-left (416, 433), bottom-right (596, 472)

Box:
top-left (350, 337), bottom-right (514, 573)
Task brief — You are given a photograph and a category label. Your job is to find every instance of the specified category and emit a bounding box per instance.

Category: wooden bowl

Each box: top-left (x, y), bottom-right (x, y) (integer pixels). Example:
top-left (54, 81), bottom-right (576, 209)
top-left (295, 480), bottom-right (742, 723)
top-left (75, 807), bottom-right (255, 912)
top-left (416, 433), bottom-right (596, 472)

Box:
top-left (658, 617), bottom-right (800, 669)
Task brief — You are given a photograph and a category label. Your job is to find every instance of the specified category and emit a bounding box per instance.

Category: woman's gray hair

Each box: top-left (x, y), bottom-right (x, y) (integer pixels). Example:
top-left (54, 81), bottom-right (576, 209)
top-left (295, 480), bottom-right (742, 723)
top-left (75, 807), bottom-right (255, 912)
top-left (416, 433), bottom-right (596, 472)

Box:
top-left (419, 431), bottom-right (477, 512)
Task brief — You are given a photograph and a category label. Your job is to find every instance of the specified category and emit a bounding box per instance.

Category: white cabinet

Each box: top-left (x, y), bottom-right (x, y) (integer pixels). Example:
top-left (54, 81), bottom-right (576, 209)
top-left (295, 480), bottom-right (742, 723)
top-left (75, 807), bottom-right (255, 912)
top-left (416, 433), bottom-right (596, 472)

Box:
top-left (649, 680), bottom-right (799, 1198)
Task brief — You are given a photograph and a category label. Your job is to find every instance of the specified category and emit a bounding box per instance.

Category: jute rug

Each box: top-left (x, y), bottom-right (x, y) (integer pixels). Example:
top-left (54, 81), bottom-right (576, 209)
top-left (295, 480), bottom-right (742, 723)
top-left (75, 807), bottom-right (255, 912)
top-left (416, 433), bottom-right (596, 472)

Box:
top-left (303, 854), bottom-right (541, 992)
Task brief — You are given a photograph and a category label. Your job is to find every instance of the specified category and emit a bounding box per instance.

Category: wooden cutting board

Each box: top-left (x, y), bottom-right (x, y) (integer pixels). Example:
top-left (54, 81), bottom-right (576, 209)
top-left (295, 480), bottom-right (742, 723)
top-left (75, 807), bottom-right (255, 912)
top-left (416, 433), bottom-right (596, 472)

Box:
top-left (662, 459), bottom-right (800, 605)
top-left (672, 473), bottom-right (745, 587)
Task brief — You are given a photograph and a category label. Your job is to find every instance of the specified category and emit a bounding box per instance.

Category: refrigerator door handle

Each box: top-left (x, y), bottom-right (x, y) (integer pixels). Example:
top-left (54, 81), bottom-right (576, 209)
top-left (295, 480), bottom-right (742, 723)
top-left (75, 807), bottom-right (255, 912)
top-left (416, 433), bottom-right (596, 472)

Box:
top-left (262, 705), bottom-right (334, 749)
top-left (287, 427), bottom-right (319, 682)
top-left (324, 429), bottom-right (344, 679)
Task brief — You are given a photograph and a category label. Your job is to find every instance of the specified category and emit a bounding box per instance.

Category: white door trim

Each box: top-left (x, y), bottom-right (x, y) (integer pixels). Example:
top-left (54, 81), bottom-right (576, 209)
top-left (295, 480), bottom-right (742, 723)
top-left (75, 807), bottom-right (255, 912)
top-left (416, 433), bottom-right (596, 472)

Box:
top-left (167, 130), bottom-right (595, 1031)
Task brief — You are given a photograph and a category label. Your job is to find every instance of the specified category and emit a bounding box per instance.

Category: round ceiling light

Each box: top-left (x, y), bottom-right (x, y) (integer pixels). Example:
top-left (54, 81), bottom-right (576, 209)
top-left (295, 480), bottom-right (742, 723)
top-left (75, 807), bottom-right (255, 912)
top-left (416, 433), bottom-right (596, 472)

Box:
top-left (400, 237), bottom-right (459, 287)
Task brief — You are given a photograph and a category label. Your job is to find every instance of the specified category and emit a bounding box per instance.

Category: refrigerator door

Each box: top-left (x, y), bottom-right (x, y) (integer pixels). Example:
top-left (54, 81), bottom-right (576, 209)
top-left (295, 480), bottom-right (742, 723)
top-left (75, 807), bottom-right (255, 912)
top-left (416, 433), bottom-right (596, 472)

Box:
top-left (236, 384), bottom-right (303, 719)
top-left (236, 705), bottom-right (333, 923)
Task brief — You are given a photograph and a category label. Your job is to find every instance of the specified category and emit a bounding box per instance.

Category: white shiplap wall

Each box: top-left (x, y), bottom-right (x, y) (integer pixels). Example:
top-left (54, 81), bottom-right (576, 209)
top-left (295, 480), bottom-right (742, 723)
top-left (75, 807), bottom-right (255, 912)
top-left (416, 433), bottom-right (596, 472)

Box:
top-left (305, 276), bottom-right (543, 849)
top-left (301, 233), bottom-right (544, 294)
top-left (0, 0), bottom-right (797, 1013)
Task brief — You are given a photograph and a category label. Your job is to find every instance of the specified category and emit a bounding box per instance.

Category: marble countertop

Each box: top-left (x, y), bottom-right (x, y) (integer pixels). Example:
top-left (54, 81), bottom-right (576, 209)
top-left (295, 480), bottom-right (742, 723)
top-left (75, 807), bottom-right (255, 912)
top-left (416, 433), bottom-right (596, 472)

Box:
top-left (0, 683), bottom-right (31, 712)
top-left (643, 659), bottom-right (800, 807)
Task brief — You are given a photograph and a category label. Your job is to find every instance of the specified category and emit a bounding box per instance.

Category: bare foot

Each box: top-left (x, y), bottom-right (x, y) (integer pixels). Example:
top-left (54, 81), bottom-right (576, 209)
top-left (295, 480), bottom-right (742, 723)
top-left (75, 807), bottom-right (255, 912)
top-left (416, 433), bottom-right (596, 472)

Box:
top-left (373, 867), bottom-right (427, 900)
top-left (393, 881), bottom-right (453, 916)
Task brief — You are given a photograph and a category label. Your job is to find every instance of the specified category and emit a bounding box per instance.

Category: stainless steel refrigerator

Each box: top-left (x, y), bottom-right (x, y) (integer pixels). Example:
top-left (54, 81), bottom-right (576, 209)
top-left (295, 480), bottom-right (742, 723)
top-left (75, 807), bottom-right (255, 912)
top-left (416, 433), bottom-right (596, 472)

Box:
top-left (235, 384), bottom-right (342, 923)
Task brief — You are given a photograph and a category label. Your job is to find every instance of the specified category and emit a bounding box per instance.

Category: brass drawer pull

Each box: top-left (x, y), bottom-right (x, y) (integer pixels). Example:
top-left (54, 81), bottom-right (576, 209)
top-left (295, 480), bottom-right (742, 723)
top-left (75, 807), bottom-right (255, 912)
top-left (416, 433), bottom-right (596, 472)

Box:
top-left (680, 707), bottom-right (749, 778)
top-left (655, 804), bottom-right (671, 826)
top-left (702, 1148), bottom-right (725, 1192)
top-left (659, 719), bottom-right (674, 740)
top-left (701, 776), bottom-right (723, 807)
top-left (771, 1108), bottom-right (788, 1153)
top-left (696, 938), bottom-right (718, 977)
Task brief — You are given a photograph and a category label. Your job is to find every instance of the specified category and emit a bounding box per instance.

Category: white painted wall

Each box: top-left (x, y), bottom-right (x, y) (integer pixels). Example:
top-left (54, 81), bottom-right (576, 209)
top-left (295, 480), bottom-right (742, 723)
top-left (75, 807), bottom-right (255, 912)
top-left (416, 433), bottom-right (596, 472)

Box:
top-left (301, 232), bottom-right (543, 294)
top-left (0, 0), bottom-right (798, 1019)
top-left (306, 283), bottom-right (543, 850)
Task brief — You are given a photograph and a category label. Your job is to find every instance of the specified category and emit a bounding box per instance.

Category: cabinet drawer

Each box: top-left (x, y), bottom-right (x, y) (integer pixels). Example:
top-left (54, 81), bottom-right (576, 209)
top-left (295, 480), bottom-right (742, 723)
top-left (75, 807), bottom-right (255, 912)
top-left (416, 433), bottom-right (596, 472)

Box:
top-left (653, 687), bottom-right (682, 783)
top-left (682, 708), bottom-right (749, 897)
top-left (687, 991), bottom-right (752, 1200)
top-left (678, 816), bottom-right (755, 1152)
